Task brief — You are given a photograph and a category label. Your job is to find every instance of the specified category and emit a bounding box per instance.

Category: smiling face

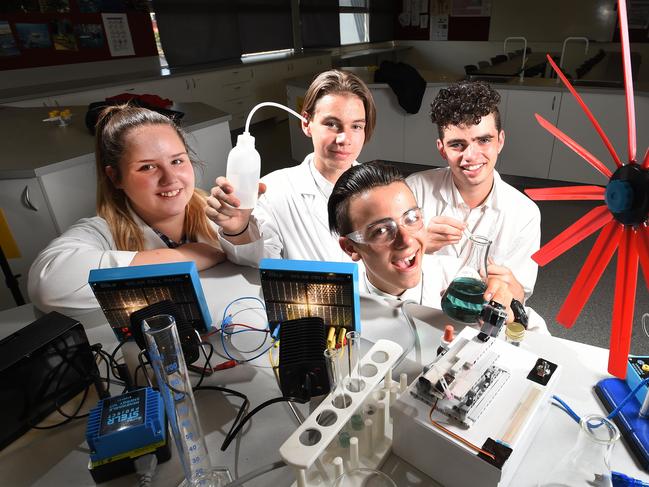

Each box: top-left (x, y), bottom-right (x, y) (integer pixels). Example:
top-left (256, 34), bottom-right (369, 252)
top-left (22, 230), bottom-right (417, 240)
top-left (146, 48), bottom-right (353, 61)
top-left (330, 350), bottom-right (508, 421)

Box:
top-left (302, 93), bottom-right (366, 180)
top-left (437, 112), bottom-right (505, 201)
top-left (340, 182), bottom-right (425, 296)
top-left (106, 124), bottom-right (195, 230)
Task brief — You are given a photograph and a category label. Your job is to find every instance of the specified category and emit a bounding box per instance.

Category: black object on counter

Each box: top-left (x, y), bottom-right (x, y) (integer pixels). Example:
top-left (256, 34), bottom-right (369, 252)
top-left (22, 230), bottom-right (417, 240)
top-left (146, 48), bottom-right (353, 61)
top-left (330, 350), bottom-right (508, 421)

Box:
top-left (374, 61), bottom-right (426, 114)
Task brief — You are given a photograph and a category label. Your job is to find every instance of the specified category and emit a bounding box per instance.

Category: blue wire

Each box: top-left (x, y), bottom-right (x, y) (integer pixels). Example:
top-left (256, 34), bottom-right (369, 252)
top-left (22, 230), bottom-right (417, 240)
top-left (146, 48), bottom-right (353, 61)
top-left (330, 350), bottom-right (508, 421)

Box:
top-left (219, 325), bottom-right (275, 362)
top-left (221, 296), bottom-right (267, 328)
top-left (219, 296), bottom-right (272, 363)
top-left (551, 394), bottom-right (582, 423)
top-left (607, 377), bottom-right (649, 420)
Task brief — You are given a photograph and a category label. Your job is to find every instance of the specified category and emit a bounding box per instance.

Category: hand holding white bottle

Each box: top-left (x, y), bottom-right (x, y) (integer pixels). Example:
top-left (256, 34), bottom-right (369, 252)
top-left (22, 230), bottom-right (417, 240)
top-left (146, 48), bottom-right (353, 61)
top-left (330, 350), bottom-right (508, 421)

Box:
top-left (226, 132), bottom-right (261, 209)
top-left (206, 102), bottom-right (306, 241)
top-left (205, 175), bottom-right (266, 239)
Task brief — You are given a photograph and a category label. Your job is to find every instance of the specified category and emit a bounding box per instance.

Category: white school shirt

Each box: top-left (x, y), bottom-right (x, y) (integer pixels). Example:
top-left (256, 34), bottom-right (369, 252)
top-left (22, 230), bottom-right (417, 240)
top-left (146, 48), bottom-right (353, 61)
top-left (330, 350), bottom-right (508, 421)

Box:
top-left (219, 153), bottom-right (352, 267)
top-left (406, 167), bottom-right (541, 300)
top-left (357, 255), bottom-right (449, 309)
top-left (27, 211), bottom-right (220, 317)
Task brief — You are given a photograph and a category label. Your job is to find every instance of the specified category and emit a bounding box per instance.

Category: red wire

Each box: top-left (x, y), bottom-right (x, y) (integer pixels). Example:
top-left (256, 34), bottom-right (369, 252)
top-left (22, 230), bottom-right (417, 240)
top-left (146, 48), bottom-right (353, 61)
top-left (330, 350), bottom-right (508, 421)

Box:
top-left (224, 323), bottom-right (268, 332)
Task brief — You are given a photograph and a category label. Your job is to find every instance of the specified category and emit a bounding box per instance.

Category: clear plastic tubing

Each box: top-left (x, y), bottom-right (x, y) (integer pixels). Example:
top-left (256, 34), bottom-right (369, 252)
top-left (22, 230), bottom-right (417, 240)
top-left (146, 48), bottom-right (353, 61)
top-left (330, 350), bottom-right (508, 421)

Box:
top-left (225, 102), bottom-right (307, 209)
top-left (143, 315), bottom-right (214, 486)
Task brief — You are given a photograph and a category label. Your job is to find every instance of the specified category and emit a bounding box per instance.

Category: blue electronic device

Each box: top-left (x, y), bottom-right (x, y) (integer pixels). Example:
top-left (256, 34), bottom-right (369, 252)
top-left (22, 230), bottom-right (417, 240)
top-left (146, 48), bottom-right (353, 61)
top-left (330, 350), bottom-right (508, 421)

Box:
top-left (259, 258), bottom-right (361, 333)
top-left (595, 355), bottom-right (649, 472)
top-left (86, 387), bottom-right (171, 482)
top-left (88, 262), bottom-right (212, 342)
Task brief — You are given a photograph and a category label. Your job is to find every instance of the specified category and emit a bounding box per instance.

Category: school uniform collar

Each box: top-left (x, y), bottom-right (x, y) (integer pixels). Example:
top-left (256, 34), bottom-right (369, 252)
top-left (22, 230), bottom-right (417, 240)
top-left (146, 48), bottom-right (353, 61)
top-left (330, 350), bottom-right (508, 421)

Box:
top-left (437, 169), bottom-right (505, 257)
top-left (439, 168), bottom-right (503, 212)
top-left (294, 153), bottom-right (359, 196)
top-left (363, 271), bottom-right (423, 305)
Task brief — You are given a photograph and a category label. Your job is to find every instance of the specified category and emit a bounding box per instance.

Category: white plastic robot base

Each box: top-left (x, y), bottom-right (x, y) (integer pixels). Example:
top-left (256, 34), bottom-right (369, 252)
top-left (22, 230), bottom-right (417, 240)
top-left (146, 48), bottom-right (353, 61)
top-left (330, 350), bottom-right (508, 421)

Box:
top-left (392, 327), bottom-right (560, 487)
top-left (279, 339), bottom-right (404, 487)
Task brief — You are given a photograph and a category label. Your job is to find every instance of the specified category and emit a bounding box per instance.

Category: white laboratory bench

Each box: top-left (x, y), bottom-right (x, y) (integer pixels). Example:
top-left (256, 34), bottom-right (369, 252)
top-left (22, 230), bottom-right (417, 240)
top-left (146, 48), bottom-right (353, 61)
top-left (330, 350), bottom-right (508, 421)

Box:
top-left (0, 261), bottom-right (646, 486)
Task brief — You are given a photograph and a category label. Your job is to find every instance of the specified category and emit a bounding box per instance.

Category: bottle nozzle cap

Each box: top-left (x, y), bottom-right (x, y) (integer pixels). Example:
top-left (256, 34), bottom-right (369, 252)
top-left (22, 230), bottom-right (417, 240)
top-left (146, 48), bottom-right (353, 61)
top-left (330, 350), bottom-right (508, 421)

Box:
top-left (443, 325), bottom-right (455, 342)
top-left (236, 132), bottom-right (256, 147)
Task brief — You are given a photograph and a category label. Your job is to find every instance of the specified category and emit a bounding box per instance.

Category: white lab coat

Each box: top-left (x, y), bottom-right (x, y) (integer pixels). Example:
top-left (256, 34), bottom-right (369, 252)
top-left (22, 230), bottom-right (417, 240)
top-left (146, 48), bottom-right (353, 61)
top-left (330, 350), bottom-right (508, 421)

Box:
top-left (27, 212), bottom-right (219, 316)
top-left (219, 153), bottom-right (352, 267)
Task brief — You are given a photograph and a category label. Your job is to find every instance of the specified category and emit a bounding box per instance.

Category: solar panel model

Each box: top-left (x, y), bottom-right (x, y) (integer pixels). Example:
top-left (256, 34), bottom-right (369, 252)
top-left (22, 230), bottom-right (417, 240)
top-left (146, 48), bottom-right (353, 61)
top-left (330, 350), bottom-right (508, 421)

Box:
top-left (259, 259), bottom-right (360, 335)
top-left (89, 262), bottom-right (212, 342)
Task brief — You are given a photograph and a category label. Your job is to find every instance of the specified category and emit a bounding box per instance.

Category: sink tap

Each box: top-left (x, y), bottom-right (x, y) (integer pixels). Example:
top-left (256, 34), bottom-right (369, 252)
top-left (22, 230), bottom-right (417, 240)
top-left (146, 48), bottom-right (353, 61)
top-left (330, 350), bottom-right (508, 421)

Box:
top-left (559, 36), bottom-right (590, 82)
top-left (504, 36), bottom-right (527, 82)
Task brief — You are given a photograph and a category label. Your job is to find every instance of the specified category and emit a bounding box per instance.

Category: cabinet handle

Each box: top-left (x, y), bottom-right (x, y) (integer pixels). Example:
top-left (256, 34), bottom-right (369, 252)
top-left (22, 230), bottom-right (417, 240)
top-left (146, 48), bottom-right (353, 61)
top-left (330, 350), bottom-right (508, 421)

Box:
top-left (552, 96), bottom-right (556, 110)
top-left (192, 79), bottom-right (196, 89)
top-left (21, 186), bottom-right (38, 211)
top-left (185, 79), bottom-right (190, 90)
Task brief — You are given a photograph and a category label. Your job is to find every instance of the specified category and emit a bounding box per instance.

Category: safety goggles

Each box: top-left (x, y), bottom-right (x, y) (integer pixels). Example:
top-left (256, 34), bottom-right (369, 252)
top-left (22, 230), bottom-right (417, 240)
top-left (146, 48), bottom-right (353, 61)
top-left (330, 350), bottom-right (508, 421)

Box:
top-left (345, 207), bottom-right (424, 245)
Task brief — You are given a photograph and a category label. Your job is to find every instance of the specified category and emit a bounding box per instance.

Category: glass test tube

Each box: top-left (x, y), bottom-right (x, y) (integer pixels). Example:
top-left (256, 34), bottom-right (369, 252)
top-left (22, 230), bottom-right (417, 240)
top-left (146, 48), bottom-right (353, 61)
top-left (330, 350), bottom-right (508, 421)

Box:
top-left (143, 315), bottom-right (230, 487)
top-left (346, 330), bottom-right (365, 393)
top-left (325, 347), bottom-right (350, 409)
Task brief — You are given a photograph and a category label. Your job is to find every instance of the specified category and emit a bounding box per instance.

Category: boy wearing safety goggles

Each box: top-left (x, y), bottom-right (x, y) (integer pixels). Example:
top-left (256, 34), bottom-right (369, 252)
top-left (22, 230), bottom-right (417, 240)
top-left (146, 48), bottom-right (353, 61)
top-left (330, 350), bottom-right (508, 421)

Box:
top-left (328, 161), bottom-right (513, 317)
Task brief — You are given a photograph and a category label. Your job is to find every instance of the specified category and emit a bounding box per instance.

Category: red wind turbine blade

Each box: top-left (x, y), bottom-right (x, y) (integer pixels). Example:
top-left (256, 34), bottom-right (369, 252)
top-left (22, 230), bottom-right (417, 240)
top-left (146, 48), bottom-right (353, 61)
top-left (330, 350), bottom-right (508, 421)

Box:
top-left (532, 205), bottom-right (613, 266)
top-left (546, 54), bottom-right (622, 168)
top-left (618, 0), bottom-right (637, 163)
top-left (608, 227), bottom-right (639, 378)
top-left (535, 114), bottom-right (613, 179)
top-left (636, 226), bottom-right (649, 292)
top-left (556, 221), bottom-right (622, 327)
top-left (525, 186), bottom-right (605, 201)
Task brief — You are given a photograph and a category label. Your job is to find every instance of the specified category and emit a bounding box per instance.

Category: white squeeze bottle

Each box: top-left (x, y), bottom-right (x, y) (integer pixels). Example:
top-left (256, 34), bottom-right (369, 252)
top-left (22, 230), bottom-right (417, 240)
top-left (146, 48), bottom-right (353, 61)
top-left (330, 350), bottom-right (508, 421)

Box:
top-left (225, 131), bottom-right (260, 209)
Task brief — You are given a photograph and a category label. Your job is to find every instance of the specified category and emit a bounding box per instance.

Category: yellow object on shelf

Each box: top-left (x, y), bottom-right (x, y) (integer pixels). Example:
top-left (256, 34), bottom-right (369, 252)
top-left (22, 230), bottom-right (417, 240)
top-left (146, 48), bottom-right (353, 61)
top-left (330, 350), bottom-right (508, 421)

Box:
top-left (0, 209), bottom-right (21, 259)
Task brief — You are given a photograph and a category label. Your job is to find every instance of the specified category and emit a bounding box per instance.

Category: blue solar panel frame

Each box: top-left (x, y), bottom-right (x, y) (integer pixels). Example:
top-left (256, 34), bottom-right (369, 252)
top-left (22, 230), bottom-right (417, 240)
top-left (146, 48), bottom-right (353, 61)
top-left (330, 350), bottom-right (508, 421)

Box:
top-left (259, 258), bottom-right (360, 333)
top-left (88, 262), bottom-right (212, 342)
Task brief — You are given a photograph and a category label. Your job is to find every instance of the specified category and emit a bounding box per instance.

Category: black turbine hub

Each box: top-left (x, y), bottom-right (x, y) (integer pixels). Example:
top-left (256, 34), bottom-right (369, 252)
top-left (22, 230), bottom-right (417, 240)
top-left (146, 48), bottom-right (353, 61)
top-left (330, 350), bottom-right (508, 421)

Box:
top-left (604, 163), bottom-right (649, 226)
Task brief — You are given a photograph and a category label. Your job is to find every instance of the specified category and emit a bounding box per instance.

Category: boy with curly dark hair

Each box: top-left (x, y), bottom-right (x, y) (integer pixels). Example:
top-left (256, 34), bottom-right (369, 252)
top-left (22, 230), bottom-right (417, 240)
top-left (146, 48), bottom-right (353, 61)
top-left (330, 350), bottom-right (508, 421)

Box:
top-left (407, 81), bottom-right (544, 324)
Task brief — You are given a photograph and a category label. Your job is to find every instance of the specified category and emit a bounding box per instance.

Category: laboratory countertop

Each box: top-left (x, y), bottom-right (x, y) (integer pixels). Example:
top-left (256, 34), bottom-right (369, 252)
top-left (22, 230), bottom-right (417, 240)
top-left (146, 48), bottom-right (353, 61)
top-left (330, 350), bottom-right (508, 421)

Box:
top-left (0, 261), bottom-right (646, 487)
top-left (0, 50), bottom-right (331, 104)
top-left (287, 66), bottom-right (649, 96)
top-left (0, 102), bottom-right (230, 180)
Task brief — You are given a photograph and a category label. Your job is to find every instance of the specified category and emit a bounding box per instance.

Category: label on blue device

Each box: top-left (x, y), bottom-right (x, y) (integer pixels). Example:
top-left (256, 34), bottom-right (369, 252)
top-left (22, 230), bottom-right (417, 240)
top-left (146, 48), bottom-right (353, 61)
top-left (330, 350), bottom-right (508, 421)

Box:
top-left (99, 389), bottom-right (145, 436)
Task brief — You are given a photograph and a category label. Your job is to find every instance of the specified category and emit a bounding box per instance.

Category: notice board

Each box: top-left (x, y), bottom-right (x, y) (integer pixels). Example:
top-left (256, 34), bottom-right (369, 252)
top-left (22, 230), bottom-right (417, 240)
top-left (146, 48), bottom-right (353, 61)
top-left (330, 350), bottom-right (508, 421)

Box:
top-left (0, 1), bottom-right (157, 71)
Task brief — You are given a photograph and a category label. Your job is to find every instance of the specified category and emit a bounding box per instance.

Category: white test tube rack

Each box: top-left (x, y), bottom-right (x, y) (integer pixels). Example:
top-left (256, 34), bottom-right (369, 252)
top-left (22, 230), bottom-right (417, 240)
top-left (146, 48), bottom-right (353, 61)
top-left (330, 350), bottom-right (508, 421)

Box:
top-left (279, 339), bottom-right (405, 487)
